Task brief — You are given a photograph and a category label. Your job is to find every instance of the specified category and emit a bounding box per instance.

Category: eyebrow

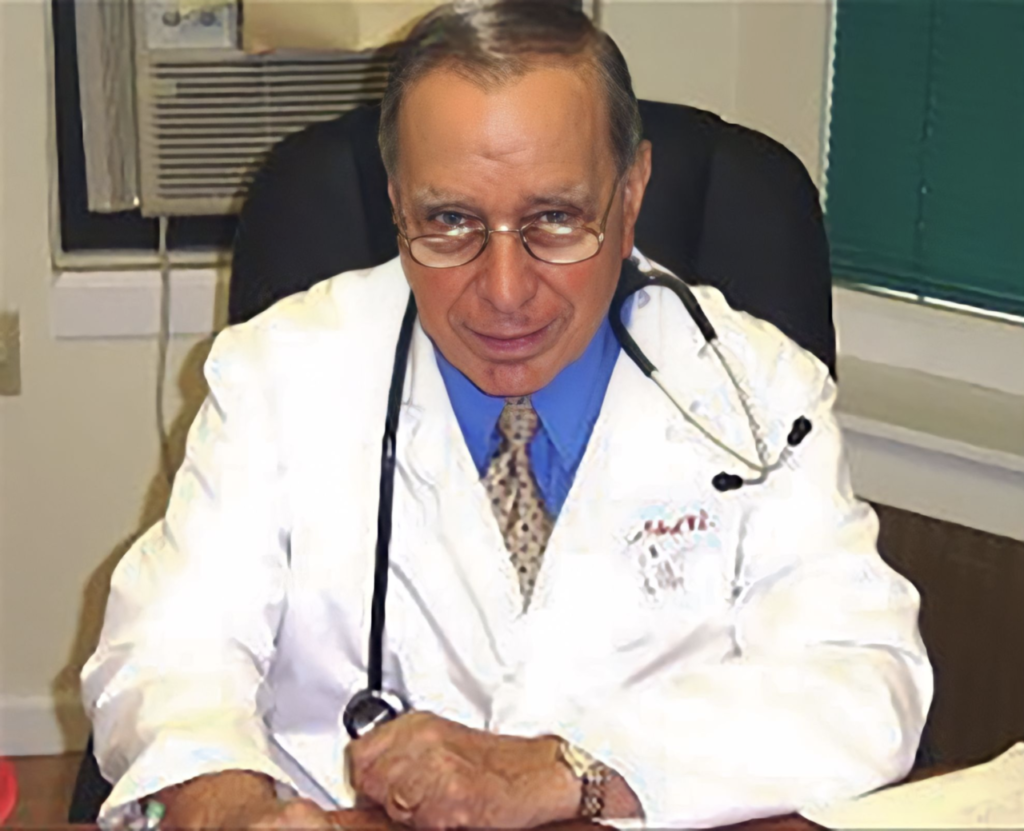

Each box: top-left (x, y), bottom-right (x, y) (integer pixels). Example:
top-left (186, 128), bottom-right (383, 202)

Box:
top-left (410, 188), bottom-right (482, 215)
top-left (525, 186), bottom-right (597, 211)
top-left (409, 184), bottom-right (598, 214)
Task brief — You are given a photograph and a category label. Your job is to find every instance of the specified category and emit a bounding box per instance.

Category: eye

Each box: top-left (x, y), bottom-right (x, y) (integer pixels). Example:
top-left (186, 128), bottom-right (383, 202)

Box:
top-left (430, 211), bottom-right (470, 230)
top-left (538, 210), bottom-right (573, 225)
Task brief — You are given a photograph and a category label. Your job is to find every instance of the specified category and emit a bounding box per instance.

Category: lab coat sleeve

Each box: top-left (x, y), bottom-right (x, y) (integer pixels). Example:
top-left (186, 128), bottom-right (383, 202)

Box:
top-left (80, 325), bottom-right (296, 820)
top-left (558, 357), bottom-right (933, 827)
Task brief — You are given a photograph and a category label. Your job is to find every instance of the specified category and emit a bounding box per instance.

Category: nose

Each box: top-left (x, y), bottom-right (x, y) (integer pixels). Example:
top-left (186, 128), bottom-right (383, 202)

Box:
top-left (475, 229), bottom-right (540, 314)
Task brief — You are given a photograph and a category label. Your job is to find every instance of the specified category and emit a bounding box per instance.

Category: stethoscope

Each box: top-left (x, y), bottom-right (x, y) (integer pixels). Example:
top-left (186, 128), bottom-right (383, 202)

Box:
top-left (342, 256), bottom-right (813, 739)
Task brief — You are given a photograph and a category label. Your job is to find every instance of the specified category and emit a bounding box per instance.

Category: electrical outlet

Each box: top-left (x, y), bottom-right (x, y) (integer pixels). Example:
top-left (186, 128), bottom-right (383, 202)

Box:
top-left (0, 311), bottom-right (22, 396)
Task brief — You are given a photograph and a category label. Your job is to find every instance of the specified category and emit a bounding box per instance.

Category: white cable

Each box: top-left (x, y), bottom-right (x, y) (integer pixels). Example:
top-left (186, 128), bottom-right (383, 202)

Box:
top-left (156, 216), bottom-right (174, 487)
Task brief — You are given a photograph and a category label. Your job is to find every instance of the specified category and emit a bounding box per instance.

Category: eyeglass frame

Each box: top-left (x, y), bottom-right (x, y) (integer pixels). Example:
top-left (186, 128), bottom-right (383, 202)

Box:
top-left (393, 178), bottom-right (622, 269)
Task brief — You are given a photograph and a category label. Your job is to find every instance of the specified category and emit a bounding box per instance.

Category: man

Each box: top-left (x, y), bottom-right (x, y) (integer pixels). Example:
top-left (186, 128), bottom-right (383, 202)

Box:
top-left (83, 3), bottom-right (932, 828)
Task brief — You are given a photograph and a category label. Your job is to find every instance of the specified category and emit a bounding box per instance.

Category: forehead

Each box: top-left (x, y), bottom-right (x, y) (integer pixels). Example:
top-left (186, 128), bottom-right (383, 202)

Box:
top-left (395, 63), bottom-right (614, 205)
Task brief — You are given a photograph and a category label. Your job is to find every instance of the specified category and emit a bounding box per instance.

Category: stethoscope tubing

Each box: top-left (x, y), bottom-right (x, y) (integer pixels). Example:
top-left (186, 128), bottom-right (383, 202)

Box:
top-left (346, 257), bottom-right (810, 734)
top-left (367, 294), bottom-right (419, 695)
top-left (610, 259), bottom-right (774, 474)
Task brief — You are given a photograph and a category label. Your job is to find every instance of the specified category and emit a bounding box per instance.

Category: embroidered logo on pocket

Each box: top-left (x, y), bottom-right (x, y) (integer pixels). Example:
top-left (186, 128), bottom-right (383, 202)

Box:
top-left (623, 505), bottom-right (720, 601)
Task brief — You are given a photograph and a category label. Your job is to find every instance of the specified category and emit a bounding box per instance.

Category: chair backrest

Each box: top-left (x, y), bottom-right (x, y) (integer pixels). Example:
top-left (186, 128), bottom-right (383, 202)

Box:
top-left (230, 100), bottom-right (836, 375)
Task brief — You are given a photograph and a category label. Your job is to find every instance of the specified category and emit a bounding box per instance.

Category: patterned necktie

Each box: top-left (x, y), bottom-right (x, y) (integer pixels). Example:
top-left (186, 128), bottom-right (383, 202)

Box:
top-left (482, 396), bottom-right (555, 611)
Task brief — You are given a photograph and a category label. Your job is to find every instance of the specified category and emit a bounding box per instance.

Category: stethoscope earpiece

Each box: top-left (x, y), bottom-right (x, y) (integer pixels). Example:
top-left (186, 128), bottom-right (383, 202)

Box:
top-left (712, 472), bottom-right (744, 492)
top-left (713, 417), bottom-right (814, 493)
top-left (788, 416), bottom-right (813, 446)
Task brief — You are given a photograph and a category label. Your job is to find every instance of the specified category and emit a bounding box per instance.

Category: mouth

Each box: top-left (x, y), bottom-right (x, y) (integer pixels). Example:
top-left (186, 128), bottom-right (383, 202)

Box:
top-left (468, 321), bottom-right (554, 358)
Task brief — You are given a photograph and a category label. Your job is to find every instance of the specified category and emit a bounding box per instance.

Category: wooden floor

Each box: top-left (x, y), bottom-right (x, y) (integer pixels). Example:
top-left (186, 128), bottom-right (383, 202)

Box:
top-left (3, 754), bottom-right (82, 828)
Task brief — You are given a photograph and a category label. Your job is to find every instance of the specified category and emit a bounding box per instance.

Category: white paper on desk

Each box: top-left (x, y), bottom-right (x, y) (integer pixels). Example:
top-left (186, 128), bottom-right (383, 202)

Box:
top-left (800, 743), bottom-right (1024, 829)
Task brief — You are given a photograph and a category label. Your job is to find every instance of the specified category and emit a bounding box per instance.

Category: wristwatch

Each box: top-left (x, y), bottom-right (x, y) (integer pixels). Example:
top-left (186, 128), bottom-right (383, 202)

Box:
top-left (556, 740), bottom-right (612, 819)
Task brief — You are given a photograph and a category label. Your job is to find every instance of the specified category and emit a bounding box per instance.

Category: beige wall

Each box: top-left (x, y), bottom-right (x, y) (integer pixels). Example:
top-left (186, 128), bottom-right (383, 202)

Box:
top-left (0, 0), bottom-right (832, 752)
top-left (604, 0), bottom-right (831, 185)
top-left (0, 0), bottom-right (219, 751)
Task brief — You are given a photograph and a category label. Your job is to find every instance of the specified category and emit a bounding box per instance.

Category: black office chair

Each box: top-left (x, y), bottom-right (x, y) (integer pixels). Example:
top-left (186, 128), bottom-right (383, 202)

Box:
top-left (69, 99), bottom-right (851, 823)
top-left (229, 100), bottom-right (837, 374)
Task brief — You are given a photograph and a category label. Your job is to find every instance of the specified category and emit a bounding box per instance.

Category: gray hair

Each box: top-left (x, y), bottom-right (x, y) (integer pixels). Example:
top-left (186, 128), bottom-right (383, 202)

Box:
top-left (378, 1), bottom-right (643, 180)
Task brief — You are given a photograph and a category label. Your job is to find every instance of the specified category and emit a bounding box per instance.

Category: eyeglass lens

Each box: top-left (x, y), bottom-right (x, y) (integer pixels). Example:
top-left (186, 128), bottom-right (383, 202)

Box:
top-left (409, 221), bottom-right (601, 268)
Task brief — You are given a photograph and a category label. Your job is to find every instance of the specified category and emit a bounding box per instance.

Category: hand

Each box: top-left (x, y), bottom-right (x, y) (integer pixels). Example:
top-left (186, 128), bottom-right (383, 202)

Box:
top-left (346, 712), bottom-right (579, 829)
top-left (220, 798), bottom-right (335, 830)
top-left (157, 770), bottom-right (335, 829)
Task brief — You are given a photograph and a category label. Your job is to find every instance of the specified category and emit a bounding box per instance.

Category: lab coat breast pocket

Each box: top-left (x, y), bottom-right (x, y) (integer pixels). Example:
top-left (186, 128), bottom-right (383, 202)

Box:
top-left (601, 427), bottom-right (745, 620)
top-left (614, 497), bottom-right (739, 618)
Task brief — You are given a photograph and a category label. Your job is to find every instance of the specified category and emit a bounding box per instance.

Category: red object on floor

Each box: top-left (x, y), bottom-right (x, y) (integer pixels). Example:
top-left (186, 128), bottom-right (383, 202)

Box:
top-left (0, 757), bottom-right (17, 824)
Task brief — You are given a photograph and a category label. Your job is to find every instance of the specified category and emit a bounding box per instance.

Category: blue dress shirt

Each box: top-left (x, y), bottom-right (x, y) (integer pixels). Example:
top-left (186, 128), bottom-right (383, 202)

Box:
top-left (435, 315), bottom-right (624, 517)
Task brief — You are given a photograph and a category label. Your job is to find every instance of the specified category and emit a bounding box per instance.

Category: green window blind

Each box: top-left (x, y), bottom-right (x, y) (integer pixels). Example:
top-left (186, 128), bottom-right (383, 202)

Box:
top-left (825, 0), bottom-right (1024, 316)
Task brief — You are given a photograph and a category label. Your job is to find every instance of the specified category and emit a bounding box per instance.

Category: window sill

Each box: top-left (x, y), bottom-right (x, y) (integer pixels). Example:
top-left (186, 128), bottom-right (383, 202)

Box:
top-left (50, 267), bottom-right (224, 338)
top-left (836, 356), bottom-right (1024, 542)
top-left (833, 285), bottom-right (1024, 541)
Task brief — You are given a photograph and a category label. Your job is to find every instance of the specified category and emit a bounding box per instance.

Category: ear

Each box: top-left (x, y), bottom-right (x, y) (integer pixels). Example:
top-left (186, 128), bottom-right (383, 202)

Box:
top-left (619, 140), bottom-right (653, 260)
top-left (388, 180), bottom-right (400, 217)
top-left (387, 180), bottom-right (408, 242)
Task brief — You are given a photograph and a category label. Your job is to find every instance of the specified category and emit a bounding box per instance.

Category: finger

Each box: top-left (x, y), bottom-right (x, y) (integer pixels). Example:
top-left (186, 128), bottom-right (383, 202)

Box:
top-left (409, 767), bottom-right (475, 830)
top-left (346, 728), bottom-right (398, 793)
top-left (348, 710), bottom-right (445, 790)
top-left (347, 710), bottom-right (420, 781)
top-left (412, 787), bottom-right (472, 830)
top-left (354, 747), bottom-right (415, 807)
top-left (365, 747), bottom-right (453, 827)
top-left (385, 788), bottom-right (417, 826)
top-left (383, 763), bottom-right (437, 827)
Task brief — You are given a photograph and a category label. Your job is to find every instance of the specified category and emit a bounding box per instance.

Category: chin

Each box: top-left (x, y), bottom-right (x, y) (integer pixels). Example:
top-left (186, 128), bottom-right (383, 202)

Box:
top-left (471, 361), bottom-right (551, 398)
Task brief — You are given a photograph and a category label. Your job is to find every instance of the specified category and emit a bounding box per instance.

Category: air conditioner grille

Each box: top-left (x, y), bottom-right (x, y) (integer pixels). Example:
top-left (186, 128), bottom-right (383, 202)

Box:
top-left (136, 55), bottom-right (390, 216)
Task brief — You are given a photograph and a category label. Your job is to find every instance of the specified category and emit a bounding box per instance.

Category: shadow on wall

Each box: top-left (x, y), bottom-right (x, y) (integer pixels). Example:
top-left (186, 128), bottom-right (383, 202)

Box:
top-left (51, 336), bottom-right (217, 749)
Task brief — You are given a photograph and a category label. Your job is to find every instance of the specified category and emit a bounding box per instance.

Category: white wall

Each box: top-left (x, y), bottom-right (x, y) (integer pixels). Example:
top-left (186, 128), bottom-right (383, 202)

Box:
top-left (0, 0), bottom-right (834, 753)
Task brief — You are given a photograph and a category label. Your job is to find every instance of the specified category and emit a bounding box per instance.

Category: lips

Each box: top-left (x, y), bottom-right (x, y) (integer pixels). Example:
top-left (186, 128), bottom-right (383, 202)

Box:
top-left (469, 322), bottom-right (553, 357)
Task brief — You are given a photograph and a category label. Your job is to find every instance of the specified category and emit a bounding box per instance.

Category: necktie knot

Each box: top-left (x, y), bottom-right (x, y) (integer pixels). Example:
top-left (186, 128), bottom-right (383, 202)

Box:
top-left (498, 396), bottom-right (539, 447)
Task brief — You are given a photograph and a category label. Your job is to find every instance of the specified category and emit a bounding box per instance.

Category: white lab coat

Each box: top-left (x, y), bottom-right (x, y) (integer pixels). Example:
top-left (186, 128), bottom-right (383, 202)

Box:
top-left (83, 252), bottom-right (932, 828)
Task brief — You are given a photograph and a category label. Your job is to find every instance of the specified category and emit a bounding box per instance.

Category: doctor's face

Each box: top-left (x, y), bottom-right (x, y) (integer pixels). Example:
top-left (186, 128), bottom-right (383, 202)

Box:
top-left (389, 61), bottom-right (651, 397)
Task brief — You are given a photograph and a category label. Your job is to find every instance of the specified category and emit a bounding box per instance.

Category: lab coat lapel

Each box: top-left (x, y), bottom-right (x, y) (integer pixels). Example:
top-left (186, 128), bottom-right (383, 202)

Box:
top-left (389, 280), bottom-right (749, 705)
top-left (391, 321), bottom-right (522, 680)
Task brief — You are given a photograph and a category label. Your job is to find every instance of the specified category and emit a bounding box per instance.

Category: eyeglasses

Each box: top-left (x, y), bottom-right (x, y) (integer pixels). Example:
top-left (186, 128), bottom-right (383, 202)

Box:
top-left (395, 180), bottom-right (621, 269)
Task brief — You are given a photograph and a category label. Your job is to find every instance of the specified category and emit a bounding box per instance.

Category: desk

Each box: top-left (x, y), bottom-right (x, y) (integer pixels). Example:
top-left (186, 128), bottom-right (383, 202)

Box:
top-left (3, 754), bottom-right (950, 830)
top-left (321, 766), bottom-right (959, 831)
top-left (323, 808), bottom-right (821, 831)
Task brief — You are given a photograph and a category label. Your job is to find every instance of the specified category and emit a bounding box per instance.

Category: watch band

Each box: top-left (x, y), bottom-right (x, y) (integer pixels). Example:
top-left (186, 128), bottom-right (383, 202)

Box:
top-left (556, 740), bottom-right (612, 819)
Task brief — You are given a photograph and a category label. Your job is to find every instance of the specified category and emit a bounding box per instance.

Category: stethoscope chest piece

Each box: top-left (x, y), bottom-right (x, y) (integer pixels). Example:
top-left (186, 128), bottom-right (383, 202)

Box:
top-left (343, 688), bottom-right (410, 739)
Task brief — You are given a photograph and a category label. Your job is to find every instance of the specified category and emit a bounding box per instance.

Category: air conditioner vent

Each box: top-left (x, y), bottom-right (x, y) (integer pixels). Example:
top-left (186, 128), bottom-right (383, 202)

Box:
top-left (136, 54), bottom-right (390, 216)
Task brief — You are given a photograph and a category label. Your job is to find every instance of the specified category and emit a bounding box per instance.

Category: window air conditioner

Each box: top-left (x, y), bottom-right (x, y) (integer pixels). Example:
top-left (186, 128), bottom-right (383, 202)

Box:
top-left (131, 0), bottom-right (392, 217)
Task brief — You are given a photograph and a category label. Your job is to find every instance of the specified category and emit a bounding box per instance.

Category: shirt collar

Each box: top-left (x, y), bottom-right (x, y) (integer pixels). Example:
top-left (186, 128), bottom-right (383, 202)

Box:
top-left (433, 310), bottom-right (624, 469)
top-left (530, 316), bottom-right (620, 464)
top-left (434, 348), bottom-right (507, 471)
